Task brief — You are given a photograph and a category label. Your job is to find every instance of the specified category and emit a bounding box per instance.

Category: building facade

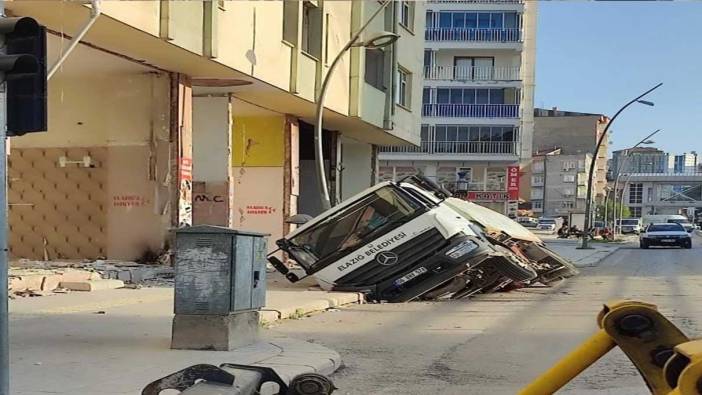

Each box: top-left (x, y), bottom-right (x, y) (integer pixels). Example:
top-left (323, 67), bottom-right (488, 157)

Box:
top-left (6, 1), bottom-right (424, 260)
top-left (530, 149), bottom-right (591, 217)
top-left (377, 0), bottom-right (537, 216)
top-left (620, 173), bottom-right (702, 218)
top-left (667, 152), bottom-right (698, 174)
top-left (611, 147), bottom-right (668, 177)
top-left (525, 108), bottom-right (610, 218)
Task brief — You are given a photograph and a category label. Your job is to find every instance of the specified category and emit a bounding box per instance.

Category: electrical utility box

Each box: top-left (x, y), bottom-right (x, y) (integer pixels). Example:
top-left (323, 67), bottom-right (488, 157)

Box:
top-left (174, 225), bottom-right (268, 315)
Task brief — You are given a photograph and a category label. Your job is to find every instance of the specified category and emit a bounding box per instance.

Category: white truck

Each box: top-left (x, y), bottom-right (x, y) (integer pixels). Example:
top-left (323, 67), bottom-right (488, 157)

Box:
top-left (268, 176), bottom-right (576, 302)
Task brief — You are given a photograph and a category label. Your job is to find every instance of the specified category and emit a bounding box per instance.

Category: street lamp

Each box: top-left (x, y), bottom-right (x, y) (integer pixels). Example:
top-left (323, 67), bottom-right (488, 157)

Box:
top-left (579, 83), bottom-right (662, 249)
top-left (314, 1), bottom-right (398, 210)
top-left (611, 129), bottom-right (661, 236)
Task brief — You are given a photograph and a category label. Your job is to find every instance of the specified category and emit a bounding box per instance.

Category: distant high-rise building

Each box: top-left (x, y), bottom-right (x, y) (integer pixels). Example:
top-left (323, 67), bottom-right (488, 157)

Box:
top-left (667, 152), bottom-right (698, 173)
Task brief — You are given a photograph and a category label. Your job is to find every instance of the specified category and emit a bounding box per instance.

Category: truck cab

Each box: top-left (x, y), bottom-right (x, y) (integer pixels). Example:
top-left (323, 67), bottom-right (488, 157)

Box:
top-left (268, 176), bottom-right (529, 302)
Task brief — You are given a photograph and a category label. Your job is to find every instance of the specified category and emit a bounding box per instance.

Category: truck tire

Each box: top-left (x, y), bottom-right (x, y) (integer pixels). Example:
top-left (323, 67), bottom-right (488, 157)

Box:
top-left (489, 246), bottom-right (537, 282)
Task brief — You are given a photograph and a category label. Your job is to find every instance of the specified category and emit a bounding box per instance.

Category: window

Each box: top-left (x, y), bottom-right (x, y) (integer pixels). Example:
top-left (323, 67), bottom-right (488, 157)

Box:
top-left (630, 207), bottom-right (642, 218)
top-left (563, 187), bottom-right (575, 197)
top-left (531, 188), bottom-right (543, 200)
top-left (562, 161), bottom-right (576, 171)
top-left (282, 1), bottom-right (298, 45)
top-left (400, 0), bottom-right (414, 31)
top-left (429, 88), bottom-right (507, 105)
top-left (365, 48), bottom-right (386, 91)
top-left (532, 200), bottom-right (543, 210)
top-left (532, 175), bottom-right (544, 186)
top-left (562, 201), bottom-right (575, 209)
top-left (563, 174), bottom-right (575, 183)
top-left (301, 1), bottom-right (321, 58)
top-left (629, 183), bottom-right (643, 204)
top-left (397, 67), bottom-right (411, 108)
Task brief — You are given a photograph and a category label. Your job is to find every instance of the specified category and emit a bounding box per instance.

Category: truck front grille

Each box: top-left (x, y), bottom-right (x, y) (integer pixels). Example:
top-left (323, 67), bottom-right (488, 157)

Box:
top-left (335, 229), bottom-right (449, 287)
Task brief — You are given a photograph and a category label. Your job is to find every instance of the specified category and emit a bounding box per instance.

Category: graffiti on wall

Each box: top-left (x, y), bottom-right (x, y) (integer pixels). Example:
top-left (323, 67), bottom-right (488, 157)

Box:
top-left (178, 157), bottom-right (193, 227)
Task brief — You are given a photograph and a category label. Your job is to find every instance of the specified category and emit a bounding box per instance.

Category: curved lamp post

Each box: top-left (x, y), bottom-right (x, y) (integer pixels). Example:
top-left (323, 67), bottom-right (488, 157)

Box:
top-left (579, 83), bottom-right (662, 249)
top-left (611, 130), bottom-right (660, 236)
top-left (314, 1), bottom-right (398, 210)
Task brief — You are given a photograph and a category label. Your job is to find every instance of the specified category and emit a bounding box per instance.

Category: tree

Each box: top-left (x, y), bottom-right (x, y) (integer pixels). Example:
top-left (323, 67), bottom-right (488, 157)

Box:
top-left (596, 200), bottom-right (631, 222)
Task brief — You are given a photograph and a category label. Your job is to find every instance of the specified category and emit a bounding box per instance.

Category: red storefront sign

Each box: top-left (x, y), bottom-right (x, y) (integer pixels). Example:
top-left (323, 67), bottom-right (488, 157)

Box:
top-left (467, 192), bottom-right (510, 201)
top-left (507, 165), bottom-right (520, 200)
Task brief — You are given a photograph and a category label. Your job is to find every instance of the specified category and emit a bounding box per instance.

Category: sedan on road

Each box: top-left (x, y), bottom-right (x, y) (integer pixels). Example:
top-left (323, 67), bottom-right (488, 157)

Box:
top-left (640, 223), bottom-right (692, 249)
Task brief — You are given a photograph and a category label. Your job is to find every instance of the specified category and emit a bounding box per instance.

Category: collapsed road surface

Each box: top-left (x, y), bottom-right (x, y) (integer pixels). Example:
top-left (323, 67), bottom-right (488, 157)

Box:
top-left (268, 237), bottom-right (702, 395)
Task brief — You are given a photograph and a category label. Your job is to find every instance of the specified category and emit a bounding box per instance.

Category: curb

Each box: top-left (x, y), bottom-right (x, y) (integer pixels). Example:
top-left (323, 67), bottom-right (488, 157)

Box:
top-left (259, 292), bottom-right (364, 324)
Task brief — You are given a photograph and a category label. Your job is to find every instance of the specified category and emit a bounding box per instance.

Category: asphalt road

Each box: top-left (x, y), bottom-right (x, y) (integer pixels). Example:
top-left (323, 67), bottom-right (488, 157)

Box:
top-left (270, 234), bottom-right (702, 394)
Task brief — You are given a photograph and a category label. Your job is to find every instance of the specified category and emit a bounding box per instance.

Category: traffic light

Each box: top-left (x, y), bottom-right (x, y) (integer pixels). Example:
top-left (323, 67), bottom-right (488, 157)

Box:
top-left (0, 17), bottom-right (46, 136)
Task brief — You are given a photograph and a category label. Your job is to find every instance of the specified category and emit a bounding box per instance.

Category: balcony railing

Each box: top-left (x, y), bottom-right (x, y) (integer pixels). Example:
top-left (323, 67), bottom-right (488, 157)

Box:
top-left (422, 103), bottom-right (519, 118)
top-left (380, 140), bottom-right (517, 155)
top-left (424, 66), bottom-right (521, 82)
top-left (428, 0), bottom-right (522, 3)
top-left (426, 28), bottom-right (522, 42)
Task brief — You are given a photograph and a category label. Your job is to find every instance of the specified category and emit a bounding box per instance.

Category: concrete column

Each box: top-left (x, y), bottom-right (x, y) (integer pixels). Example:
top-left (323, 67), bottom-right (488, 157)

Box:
top-left (340, 136), bottom-right (374, 201)
top-left (192, 95), bottom-right (233, 227)
top-left (170, 74), bottom-right (193, 228)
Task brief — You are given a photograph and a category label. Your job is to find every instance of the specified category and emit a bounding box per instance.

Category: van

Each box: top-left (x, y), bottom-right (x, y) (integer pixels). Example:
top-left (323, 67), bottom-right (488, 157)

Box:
top-left (643, 214), bottom-right (694, 233)
top-left (267, 176), bottom-right (538, 302)
top-left (617, 218), bottom-right (642, 234)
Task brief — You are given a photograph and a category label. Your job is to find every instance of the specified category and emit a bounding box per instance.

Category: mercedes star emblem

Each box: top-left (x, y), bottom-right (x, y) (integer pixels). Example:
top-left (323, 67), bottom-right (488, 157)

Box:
top-left (375, 251), bottom-right (399, 266)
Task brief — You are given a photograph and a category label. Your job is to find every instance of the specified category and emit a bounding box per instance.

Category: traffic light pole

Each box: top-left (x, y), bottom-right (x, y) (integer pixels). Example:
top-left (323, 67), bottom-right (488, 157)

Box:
top-left (0, 8), bottom-right (8, 395)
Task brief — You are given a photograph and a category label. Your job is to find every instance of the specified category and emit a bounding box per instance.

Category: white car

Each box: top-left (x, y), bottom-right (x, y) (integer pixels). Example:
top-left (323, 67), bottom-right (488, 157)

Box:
top-left (640, 223), bottom-right (692, 249)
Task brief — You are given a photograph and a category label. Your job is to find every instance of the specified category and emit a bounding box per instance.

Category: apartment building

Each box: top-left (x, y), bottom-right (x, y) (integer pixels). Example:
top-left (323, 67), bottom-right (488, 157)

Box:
top-left (668, 152), bottom-right (698, 173)
top-left (5, 1), bottom-right (424, 260)
top-left (378, 0), bottom-right (537, 216)
top-left (525, 108), bottom-right (610, 215)
top-left (530, 149), bottom-right (591, 217)
top-left (611, 147), bottom-right (668, 178)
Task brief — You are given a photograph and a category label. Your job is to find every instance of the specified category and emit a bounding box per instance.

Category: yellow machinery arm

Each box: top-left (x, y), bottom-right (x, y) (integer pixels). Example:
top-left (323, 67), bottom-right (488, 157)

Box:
top-left (519, 300), bottom-right (702, 395)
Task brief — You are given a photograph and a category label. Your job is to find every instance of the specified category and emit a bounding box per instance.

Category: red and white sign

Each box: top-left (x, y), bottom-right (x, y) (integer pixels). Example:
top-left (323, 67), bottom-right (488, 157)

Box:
top-left (467, 192), bottom-right (510, 202)
top-left (507, 165), bottom-right (520, 200)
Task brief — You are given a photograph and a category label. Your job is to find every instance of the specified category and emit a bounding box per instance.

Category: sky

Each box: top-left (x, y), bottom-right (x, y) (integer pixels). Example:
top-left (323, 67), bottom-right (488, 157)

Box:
top-left (535, 1), bottom-right (702, 156)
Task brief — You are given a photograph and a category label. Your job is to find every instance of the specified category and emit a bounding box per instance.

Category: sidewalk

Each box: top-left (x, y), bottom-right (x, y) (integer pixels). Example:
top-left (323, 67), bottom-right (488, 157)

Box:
top-left (8, 277), bottom-right (361, 394)
top-left (544, 239), bottom-right (628, 267)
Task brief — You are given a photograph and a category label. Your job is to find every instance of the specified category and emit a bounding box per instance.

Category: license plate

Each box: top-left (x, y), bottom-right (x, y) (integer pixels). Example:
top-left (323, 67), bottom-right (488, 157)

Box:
top-left (394, 267), bottom-right (428, 286)
top-left (662, 239), bottom-right (676, 242)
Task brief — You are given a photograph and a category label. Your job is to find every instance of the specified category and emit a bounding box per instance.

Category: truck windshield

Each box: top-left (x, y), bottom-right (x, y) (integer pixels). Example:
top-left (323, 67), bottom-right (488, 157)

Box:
top-left (287, 186), bottom-right (424, 271)
top-left (621, 219), bottom-right (639, 225)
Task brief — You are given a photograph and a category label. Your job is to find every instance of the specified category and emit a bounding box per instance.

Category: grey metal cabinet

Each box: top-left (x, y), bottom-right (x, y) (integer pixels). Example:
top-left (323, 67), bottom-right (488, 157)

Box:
top-left (174, 225), bottom-right (268, 315)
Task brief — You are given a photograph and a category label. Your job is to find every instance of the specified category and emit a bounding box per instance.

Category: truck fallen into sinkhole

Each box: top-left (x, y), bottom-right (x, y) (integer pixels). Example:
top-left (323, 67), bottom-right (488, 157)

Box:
top-left (268, 176), bottom-right (577, 302)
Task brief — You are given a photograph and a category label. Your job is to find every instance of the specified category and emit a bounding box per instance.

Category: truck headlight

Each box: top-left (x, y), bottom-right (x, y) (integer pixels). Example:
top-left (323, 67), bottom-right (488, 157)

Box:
top-left (445, 240), bottom-right (479, 259)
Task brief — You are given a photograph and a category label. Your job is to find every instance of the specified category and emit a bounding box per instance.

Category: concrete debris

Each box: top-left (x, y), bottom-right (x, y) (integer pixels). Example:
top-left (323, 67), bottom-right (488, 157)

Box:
top-left (8, 258), bottom-right (175, 299)
top-left (59, 279), bottom-right (125, 292)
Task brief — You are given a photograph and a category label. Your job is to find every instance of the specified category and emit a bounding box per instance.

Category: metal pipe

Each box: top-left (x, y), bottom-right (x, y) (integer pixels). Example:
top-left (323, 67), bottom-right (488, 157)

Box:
top-left (47, 0), bottom-right (101, 80)
top-left (580, 83), bottom-right (662, 249)
top-left (314, 1), bottom-right (391, 210)
top-left (518, 330), bottom-right (616, 395)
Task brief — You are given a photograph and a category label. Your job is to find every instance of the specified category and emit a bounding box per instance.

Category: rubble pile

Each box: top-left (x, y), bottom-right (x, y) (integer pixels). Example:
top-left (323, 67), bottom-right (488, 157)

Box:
top-left (8, 259), bottom-right (175, 299)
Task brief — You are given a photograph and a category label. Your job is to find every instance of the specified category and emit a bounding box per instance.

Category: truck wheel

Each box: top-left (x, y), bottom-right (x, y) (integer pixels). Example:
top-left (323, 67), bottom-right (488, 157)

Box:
top-left (489, 246), bottom-right (537, 282)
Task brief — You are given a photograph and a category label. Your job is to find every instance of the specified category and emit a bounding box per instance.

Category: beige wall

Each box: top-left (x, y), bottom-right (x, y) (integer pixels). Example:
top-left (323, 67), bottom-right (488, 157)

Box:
top-left (519, 0), bottom-right (537, 163)
top-left (10, 73), bottom-right (171, 260)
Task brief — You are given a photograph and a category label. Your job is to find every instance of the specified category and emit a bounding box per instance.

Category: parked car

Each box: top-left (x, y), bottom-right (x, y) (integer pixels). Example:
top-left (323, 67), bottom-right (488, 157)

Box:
top-left (517, 217), bottom-right (539, 228)
top-left (639, 223), bottom-right (692, 249)
top-left (617, 218), bottom-right (642, 234)
top-left (536, 217), bottom-right (563, 233)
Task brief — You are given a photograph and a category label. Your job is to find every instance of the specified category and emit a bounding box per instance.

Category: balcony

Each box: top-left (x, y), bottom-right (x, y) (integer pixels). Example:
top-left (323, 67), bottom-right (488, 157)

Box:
top-left (425, 28), bottom-right (521, 43)
top-left (424, 65), bottom-right (521, 83)
top-left (423, 103), bottom-right (519, 118)
top-left (380, 140), bottom-right (517, 156)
